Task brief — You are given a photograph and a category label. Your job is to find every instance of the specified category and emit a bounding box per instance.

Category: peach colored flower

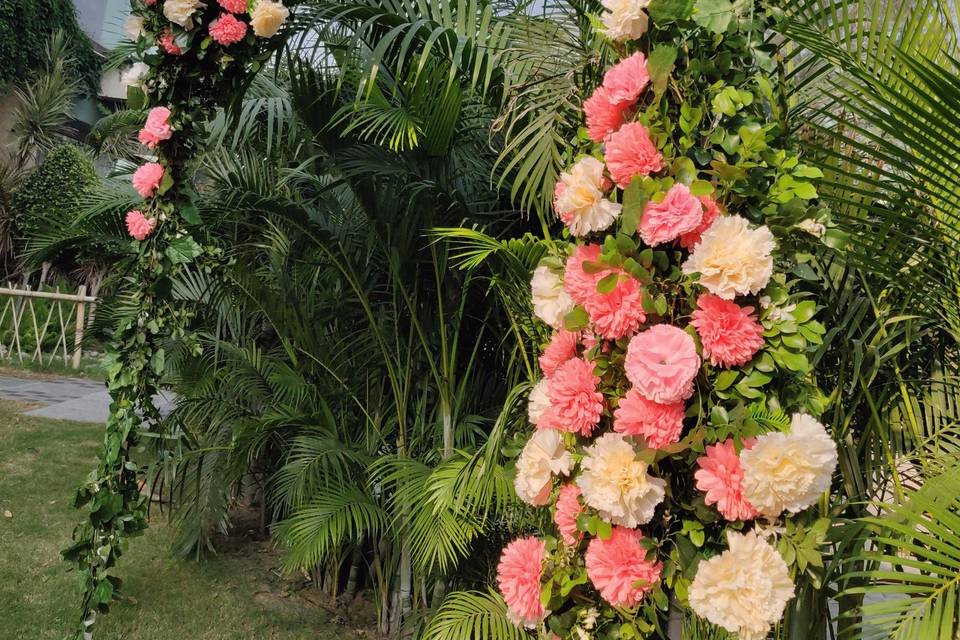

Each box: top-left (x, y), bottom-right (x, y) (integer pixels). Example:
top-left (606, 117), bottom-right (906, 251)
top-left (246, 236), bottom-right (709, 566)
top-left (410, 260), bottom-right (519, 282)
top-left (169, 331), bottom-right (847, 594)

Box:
top-left (159, 30), bottom-right (183, 55)
top-left (602, 51), bottom-right (649, 105)
top-left (600, 0), bottom-right (650, 41)
top-left (604, 122), bottom-right (664, 188)
top-left (125, 210), bottom-right (156, 241)
top-left (515, 429), bottom-right (573, 506)
top-left (694, 439), bottom-right (757, 521)
top-left (583, 86), bottom-right (629, 143)
top-left (555, 156), bottom-right (622, 236)
top-left (563, 244), bottom-right (606, 306)
top-left (528, 378), bottom-right (550, 426)
top-left (554, 483), bottom-right (583, 546)
top-left (681, 215), bottom-right (775, 300)
top-left (132, 162), bottom-right (164, 198)
top-left (250, 0), bottom-right (290, 37)
top-left (577, 433), bottom-right (665, 527)
top-left (583, 274), bottom-right (645, 339)
top-left (613, 389), bottom-right (685, 448)
top-left (209, 12), bottom-right (247, 45)
top-left (586, 527), bottom-right (662, 606)
top-left (497, 537), bottom-right (546, 628)
top-left (640, 183), bottom-right (704, 246)
top-left (691, 294), bottom-right (765, 368)
top-left (540, 330), bottom-right (579, 377)
top-left (531, 265), bottom-right (575, 329)
top-left (138, 106), bottom-right (173, 149)
top-left (624, 325), bottom-right (700, 404)
top-left (218, 0), bottom-right (247, 12)
top-left (679, 195), bottom-right (720, 249)
top-left (164, 0), bottom-right (206, 29)
top-left (538, 357), bottom-right (604, 437)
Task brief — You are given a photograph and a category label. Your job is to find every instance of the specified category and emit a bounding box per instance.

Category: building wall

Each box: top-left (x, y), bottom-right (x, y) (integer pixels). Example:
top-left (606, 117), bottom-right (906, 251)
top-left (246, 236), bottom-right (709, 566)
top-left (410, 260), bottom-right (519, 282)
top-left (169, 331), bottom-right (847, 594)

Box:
top-left (74, 0), bottom-right (131, 50)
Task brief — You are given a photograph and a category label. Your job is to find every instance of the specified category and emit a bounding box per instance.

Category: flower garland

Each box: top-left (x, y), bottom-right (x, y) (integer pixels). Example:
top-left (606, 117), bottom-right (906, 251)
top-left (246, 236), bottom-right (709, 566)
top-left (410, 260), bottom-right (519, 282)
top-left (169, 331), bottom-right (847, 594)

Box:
top-left (63, 2), bottom-right (290, 638)
top-left (498, 2), bottom-right (839, 639)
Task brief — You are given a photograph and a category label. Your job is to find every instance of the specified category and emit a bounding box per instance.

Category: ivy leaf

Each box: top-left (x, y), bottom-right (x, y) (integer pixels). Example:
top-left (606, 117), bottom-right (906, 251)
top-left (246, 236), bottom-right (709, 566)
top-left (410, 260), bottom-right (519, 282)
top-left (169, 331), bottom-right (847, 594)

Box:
top-left (648, 0), bottom-right (695, 22)
top-left (693, 0), bottom-right (735, 33)
top-left (165, 236), bottom-right (203, 265)
top-left (648, 46), bottom-right (678, 97)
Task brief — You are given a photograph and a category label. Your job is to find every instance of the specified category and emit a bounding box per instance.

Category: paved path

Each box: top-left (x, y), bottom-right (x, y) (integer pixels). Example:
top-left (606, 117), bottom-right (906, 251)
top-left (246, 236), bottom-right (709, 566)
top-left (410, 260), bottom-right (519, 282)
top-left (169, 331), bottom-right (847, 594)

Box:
top-left (0, 375), bottom-right (174, 423)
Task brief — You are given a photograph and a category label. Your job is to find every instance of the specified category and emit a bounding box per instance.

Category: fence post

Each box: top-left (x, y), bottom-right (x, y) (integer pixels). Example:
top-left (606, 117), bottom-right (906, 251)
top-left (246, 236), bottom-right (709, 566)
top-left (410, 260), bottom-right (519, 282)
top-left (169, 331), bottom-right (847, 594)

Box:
top-left (72, 285), bottom-right (87, 370)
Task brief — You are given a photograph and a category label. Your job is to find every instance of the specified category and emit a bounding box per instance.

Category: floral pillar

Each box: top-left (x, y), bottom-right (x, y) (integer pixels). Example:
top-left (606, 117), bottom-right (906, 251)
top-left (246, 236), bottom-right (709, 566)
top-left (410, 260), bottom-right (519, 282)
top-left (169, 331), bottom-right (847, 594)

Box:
top-left (501, 1), bottom-right (839, 639)
top-left (62, 1), bottom-right (291, 638)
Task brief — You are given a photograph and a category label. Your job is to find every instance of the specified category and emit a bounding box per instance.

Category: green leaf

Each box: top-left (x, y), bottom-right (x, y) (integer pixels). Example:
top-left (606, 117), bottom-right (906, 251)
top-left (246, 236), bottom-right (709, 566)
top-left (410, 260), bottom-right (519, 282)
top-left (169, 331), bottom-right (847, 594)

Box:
top-left (714, 370), bottom-right (739, 391)
top-left (648, 46), bottom-right (678, 97)
top-left (693, 0), bottom-right (735, 33)
top-left (179, 203), bottom-right (202, 225)
top-left (164, 236), bottom-right (203, 265)
top-left (648, 0), bottom-right (695, 22)
top-left (690, 179), bottom-right (714, 197)
top-left (126, 85), bottom-right (146, 111)
top-left (597, 272), bottom-right (620, 294)
top-left (564, 306), bottom-right (590, 331)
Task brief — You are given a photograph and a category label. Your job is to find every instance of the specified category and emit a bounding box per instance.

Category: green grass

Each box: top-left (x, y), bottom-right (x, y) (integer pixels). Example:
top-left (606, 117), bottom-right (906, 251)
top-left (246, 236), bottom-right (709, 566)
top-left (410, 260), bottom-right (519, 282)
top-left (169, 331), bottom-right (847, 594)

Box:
top-left (0, 402), bottom-right (372, 639)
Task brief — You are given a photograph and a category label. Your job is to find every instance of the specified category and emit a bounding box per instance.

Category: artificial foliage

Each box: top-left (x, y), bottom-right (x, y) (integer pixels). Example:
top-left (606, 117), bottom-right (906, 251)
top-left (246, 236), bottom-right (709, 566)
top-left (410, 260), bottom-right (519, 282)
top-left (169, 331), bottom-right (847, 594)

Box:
top-left (61, 1), bottom-right (291, 638)
top-left (0, 0), bottom-right (101, 92)
top-left (494, 1), bottom-right (842, 638)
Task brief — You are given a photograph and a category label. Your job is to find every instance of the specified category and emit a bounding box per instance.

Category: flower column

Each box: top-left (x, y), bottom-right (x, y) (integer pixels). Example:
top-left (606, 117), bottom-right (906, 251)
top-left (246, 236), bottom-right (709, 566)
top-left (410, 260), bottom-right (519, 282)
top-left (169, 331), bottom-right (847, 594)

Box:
top-left (62, 2), bottom-right (290, 638)
top-left (497, 1), bottom-right (839, 639)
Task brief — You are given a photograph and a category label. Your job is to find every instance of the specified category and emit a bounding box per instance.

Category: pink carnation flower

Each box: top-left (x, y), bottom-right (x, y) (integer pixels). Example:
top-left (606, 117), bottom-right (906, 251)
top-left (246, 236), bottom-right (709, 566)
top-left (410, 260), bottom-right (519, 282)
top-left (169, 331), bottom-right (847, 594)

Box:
top-left (554, 483), bottom-right (583, 546)
top-left (586, 527), bottom-right (662, 607)
top-left (624, 324), bottom-right (700, 404)
top-left (145, 0), bottom-right (158, 4)
top-left (138, 106), bottom-right (173, 149)
top-left (540, 330), bottom-right (579, 378)
top-left (538, 357), bottom-right (604, 437)
top-left (613, 388), bottom-right (685, 448)
top-left (159, 30), bottom-right (182, 55)
top-left (132, 162), bottom-right (164, 198)
top-left (210, 13), bottom-right (248, 46)
top-left (563, 244), bottom-right (606, 305)
top-left (125, 210), bottom-right (156, 241)
top-left (691, 294), bottom-right (765, 368)
top-left (679, 195), bottom-right (721, 249)
top-left (583, 274), bottom-right (645, 339)
top-left (604, 122), bottom-right (664, 188)
top-left (640, 183), bottom-right (703, 247)
top-left (583, 86), bottom-right (629, 143)
top-left (602, 51), bottom-right (650, 105)
top-left (496, 537), bottom-right (546, 627)
top-left (695, 439), bottom-right (757, 521)
top-left (218, 0), bottom-right (247, 12)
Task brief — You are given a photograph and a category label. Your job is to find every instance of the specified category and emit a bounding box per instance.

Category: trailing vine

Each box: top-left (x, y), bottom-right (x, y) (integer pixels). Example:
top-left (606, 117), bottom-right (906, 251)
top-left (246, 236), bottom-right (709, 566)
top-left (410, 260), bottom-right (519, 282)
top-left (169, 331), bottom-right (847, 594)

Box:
top-left (61, 2), bottom-right (291, 638)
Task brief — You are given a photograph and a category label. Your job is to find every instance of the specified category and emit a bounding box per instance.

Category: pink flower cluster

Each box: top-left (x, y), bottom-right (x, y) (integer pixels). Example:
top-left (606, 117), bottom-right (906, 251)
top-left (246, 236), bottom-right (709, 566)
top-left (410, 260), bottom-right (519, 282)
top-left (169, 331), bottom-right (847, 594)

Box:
top-left (125, 210), bottom-right (156, 241)
top-left (218, 0), bottom-right (248, 12)
top-left (132, 162), bottom-right (164, 198)
top-left (210, 13), bottom-right (248, 46)
top-left (691, 294), bottom-right (764, 368)
top-left (584, 52), bottom-right (650, 142)
top-left (496, 537), bottom-right (546, 626)
top-left (159, 30), bottom-right (182, 55)
top-left (537, 357), bottom-right (604, 436)
top-left (563, 244), bottom-right (645, 339)
top-left (585, 527), bottom-right (662, 607)
top-left (695, 439), bottom-right (757, 521)
top-left (138, 106), bottom-right (173, 149)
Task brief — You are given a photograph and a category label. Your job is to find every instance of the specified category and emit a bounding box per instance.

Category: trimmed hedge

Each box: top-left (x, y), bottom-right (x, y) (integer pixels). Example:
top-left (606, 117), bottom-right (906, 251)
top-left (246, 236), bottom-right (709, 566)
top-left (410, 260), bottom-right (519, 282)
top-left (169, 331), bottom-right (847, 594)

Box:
top-left (0, 0), bottom-right (101, 92)
top-left (13, 145), bottom-right (98, 242)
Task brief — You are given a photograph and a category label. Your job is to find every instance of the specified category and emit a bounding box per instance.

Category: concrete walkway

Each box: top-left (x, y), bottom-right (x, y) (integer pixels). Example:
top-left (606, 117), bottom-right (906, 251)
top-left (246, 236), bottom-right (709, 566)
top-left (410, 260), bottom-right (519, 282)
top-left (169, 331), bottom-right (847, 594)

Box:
top-left (0, 375), bottom-right (176, 423)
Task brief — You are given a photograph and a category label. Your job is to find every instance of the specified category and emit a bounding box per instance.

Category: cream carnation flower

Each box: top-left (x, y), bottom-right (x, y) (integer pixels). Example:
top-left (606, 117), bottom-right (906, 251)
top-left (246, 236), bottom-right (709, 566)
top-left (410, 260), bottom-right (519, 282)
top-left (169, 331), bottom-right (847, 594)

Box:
top-left (577, 433), bottom-right (665, 527)
top-left (120, 62), bottom-right (149, 89)
top-left (681, 215), bottom-right (775, 300)
top-left (531, 265), bottom-right (575, 329)
top-left (740, 413), bottom-right (838, 518)
top-left (514, 430), bottom-right (573, 506)
top-left (689, 530), bottom-right (794, 640)
top-left (555, 157), bottom-right (622, 236)
top-left (527, 378), bottom-right (551, 426)
top-left (796, 218), bottom-right (826, 238)
top-left (251, 0), bottom-right (290, 38)
top-left (601, 0), bottom-right (650, 41)
top-left (164, 0), bottom-right (207, 30)
top-left (125, 15), bottom-right (145, 40)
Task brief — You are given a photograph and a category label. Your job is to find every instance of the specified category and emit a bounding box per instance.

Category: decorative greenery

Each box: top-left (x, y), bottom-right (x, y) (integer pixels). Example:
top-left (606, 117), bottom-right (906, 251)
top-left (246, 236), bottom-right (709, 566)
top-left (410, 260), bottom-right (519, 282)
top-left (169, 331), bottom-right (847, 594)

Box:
top-left (0, 0), bottom-right (101, 93)
top-left (12, 144), bottom-right (97, 242)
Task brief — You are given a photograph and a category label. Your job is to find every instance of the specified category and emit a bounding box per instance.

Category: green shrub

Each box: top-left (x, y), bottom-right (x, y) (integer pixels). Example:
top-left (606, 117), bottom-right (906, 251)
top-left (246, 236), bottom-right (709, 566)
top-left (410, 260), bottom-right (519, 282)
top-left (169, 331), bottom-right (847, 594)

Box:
top-left (0, 0), bottom-right (100, 92)
top-left (12, 145), bottom-right (98, 243)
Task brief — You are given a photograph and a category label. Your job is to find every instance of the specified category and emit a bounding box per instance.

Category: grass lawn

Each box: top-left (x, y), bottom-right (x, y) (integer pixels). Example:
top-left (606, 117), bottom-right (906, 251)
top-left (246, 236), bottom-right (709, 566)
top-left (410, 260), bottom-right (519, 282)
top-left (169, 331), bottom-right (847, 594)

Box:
top-left (0, 401), bottom-right (374, 639)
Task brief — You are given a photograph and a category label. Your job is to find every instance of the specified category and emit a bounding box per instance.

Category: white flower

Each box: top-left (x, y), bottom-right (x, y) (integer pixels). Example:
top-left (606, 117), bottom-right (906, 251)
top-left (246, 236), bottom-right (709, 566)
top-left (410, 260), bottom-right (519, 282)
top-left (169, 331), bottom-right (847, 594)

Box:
top-left (576, 433), bottom-right (665, 527)
top-left (740, 413), bottom-right (838, 518)
top-left (600, 0), bottom-right (650, 41)
top-left (531, 265), bottom-right (575, 329)
top-left (527, 378), bottom-right (551, 426)
top-left (555, 157), bottom-right (622, 236)
top-left (689, 530), bottom-right (794, 640)
top-left (682, 215), bottom-right (776, 300)
top-left (120, 62), bottom-right (149, 89)
top-left (125, 15), bottom-right (145, 40)
top-left (164, 0), bottom-right (207, 30)
top-left (251, 0), bottom-right (290, 37)
top-left (514, 430), bottom-right (573, 506)
top-left (796, 219), bottom-right (826, 238)
top-left (580, 607), bottom-right (599, 630)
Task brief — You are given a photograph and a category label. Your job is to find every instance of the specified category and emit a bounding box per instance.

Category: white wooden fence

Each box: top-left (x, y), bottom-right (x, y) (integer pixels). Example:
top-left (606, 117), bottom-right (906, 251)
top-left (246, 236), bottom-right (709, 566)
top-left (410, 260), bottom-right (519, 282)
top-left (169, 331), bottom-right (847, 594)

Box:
top-left (0, 284), bottom-right (96, 369)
